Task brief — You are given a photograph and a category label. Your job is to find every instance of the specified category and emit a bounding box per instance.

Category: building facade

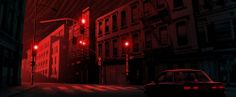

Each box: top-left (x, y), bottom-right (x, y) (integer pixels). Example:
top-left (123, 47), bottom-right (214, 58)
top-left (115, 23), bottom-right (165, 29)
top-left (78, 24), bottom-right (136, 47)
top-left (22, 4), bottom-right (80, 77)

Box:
top-left (142, 0), bottom-right (198, 83)
top-left (34, 24), bottom-right (69, 82)
top-left (96, 0), bottom-right (199, 84)
top-left (96, 0), bottom-right (145, 84)
top-left (195, 0), bottom-right (236, 85)
top-left (67, 7), bottom-right (94, 83)
top-left (0, 0), bottom-right (25, 87)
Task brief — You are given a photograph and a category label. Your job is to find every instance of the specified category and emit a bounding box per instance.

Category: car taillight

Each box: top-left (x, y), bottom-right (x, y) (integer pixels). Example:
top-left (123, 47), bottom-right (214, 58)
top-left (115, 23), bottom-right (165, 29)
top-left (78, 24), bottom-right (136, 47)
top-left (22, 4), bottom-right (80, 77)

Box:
top-left (218, 85), bottom-right (224, 89)
top-left (211, 85), bottom-right (224, 90)
top-left (184, 86), bottom-right (191, 90)
top-left (211, 86), bottom-right (217, 89)
top-left (193, 86), bottom-right (199, 90)
top-left (184, 86), bottom-right (199, 90)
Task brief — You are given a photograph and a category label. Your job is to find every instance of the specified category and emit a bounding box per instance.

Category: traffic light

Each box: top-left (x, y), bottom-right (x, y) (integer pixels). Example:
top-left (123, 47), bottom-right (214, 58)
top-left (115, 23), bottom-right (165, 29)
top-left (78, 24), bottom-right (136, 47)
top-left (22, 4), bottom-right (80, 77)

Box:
top-left (81, 18), bottom-right (86, 24)
top-left (80, 18), bottom-right (86, 34)
top-left (80, 25), bottom-right (85, 34)
top-left (79, 40), bottom-right (86, 46)
top-left (32, 45), bottom-right (38, 57)
top-left (34, 45), bottom-right (38, 50)
top-left (124, 41), bottom-right (129, 47)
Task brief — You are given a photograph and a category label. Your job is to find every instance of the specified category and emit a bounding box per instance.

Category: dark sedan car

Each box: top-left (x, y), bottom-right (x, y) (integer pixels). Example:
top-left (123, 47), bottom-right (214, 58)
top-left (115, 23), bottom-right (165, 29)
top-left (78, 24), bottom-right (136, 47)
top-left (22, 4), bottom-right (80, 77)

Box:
top-left (144, 69), bottom-right (225, 97)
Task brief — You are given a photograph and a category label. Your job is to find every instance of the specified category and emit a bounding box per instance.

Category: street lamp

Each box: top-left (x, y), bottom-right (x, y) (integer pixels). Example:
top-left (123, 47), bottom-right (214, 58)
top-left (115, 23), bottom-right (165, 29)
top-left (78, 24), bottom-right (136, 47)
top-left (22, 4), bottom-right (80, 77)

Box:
top-left (124, 41), bottom-right (130, 77)
top-left (31, 0), bottom-right (57, 85)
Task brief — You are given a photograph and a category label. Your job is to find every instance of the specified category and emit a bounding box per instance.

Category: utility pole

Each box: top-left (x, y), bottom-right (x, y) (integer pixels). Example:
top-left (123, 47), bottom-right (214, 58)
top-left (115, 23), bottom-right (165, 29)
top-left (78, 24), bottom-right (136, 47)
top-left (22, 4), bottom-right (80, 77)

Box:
top-left (31, 0), bottom-right (38, 85)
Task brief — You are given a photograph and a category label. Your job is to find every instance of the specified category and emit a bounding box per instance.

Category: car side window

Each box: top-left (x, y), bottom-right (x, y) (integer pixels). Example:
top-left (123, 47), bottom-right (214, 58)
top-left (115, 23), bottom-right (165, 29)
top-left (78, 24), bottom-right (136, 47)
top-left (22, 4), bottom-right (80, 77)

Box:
top-left (157, 72), bottom-right (174, 83)
top-left (175, 72), bottom-right (185, 83)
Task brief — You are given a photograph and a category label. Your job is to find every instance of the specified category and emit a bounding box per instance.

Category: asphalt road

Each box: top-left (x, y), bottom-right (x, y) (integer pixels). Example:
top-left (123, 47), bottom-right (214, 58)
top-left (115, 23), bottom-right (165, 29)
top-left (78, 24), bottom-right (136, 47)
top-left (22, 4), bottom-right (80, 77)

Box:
top-left (13, 83), bottom-right (146, 97)
top-left (11, 83), bottom-right (236, 97)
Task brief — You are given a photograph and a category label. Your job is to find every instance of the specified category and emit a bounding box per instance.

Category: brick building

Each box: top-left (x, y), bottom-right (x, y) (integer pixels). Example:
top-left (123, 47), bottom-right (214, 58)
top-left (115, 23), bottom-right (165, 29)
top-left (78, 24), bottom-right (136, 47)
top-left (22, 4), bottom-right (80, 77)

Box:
top-left (96, 0), bottom-right (146, 84)
top-left (34, 24), bottom-right (69, 82)
top-left (96, 0), bottom-right (198, 84)
top-left (67, 8), bottom-right (92, 83)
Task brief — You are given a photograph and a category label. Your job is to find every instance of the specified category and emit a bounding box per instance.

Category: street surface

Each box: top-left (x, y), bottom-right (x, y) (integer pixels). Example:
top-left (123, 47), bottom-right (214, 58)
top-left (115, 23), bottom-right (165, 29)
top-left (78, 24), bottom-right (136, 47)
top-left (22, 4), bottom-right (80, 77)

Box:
top-left (14, 83), bottom-right (145, 97)
top-left (10, 83), bottom-right (236, 97)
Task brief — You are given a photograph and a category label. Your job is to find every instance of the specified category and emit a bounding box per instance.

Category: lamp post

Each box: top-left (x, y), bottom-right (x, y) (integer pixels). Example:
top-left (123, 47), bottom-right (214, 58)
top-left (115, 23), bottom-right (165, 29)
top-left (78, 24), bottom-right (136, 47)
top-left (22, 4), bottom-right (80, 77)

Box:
top-left (124, 41), bottom-right (130, 79)
top-left (31, 0), bottom-right (38, 85)
top-left (31, 0), bottom-right (57, 85)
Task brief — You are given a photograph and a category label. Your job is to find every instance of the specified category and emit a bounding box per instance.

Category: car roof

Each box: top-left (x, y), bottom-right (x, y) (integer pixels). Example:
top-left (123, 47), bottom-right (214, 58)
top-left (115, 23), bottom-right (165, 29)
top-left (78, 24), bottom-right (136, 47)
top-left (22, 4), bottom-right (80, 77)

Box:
top-left (163, 69), bottom-right (203, 72)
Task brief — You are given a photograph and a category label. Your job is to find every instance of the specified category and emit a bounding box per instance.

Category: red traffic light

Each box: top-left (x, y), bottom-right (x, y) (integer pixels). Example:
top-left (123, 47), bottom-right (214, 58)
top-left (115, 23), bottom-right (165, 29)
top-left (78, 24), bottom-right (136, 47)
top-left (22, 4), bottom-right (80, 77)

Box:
top-left (81, 18), bottom-right (86, 24)
top-left (34, 45), bottom-right (38, 50)
top-left (79, 40), bottom-right (86, 46)
top-left (124, 42), bottom-right (129, 47)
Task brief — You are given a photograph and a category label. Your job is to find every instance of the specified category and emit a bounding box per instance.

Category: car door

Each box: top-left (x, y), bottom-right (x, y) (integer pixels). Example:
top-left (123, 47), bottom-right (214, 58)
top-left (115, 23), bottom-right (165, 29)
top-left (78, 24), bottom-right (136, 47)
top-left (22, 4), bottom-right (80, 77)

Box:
top-left (155, 72), bottom-right (178, 97)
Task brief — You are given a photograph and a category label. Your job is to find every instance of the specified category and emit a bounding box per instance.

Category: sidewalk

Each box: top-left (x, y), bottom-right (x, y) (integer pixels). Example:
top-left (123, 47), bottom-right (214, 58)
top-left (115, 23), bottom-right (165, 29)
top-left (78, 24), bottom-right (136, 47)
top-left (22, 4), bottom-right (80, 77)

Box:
top-left (0, 83), bottom-right (36, 97)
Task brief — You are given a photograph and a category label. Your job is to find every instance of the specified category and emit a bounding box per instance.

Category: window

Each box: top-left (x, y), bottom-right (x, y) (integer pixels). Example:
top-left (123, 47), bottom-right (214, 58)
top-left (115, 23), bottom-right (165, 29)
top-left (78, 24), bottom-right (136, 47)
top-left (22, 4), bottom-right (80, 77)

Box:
top-left (105, 42), bottom-right (110, 57)
top-left (173, 0), bottom-right (184, 8)
top-left (98, 43), bottom-right (103, 57)
top-left (105, 18), bottom-right (110, 33)
top-left (174, 71), bottom-right (210, 83)
top-left (121, 10), bottom-right (127, 27)
top-left (112, 14), bottom-right (118, 32)
top-left (176, 21), bottom-right (188, 46)
top-left (158, 26), bottom-right (168, 45)
top-left (208, 21), bottom-right (233, 42)
top-left (156, 0), bottom-right (165, 8)
top-left (145, 31), bottom-right (152, 48)
top-left (157, 72), bottom-right (174, 82)
top-left (98, 21), bottom-right (103, 35)
top-left (113, 39), bottom-right (118, 57)
top-left (131, 4), bottom-right (139, 24)
top-left (132, 33), bottom-right (139, 52)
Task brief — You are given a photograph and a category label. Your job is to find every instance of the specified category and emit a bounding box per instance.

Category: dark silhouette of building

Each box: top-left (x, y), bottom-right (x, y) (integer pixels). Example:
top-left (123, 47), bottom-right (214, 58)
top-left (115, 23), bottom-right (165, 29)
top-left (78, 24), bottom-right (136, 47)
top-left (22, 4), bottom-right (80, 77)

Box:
top-left (194, 0), bottom-right (236, 85)
top-left (95, 0), bottom-right (198, 84)
top-left (0, 0), bottom-right (25, 87)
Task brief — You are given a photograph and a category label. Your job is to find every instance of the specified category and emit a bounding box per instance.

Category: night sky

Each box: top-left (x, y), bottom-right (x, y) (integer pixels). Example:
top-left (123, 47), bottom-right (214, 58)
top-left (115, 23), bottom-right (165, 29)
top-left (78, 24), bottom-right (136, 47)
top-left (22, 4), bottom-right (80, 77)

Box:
top-left (23, 0), bottom-right (89, 58)
top-left (23, 0), bottom-right (129, 58)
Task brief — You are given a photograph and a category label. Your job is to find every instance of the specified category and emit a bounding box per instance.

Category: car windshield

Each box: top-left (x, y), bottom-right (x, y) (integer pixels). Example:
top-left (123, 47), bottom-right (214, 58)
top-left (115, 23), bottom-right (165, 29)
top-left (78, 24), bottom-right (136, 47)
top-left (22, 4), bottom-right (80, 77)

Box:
top-left (174, 71), bottom-right (211, 83)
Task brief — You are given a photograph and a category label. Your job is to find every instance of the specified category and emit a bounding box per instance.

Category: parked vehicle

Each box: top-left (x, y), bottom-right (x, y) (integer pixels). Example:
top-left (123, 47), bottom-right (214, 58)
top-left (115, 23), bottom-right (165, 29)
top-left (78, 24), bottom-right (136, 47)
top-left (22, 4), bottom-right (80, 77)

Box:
top-left (144, 69), bottom-right (225, 97)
